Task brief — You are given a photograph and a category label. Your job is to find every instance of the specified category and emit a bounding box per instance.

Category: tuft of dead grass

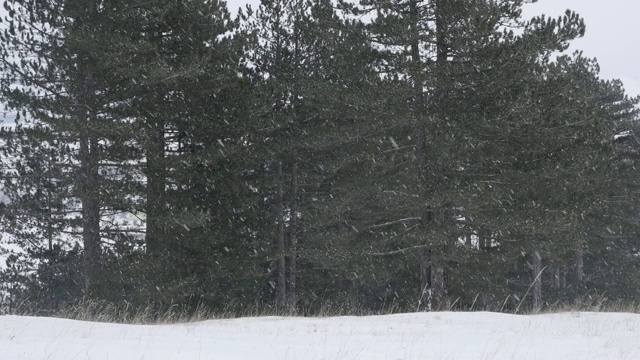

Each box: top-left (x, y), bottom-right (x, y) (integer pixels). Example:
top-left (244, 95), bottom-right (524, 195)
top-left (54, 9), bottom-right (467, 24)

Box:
top-left (10, 299), bottom-right (216, 324)
top-left (7, 293), bottom-right (639, 325)
top-left (538, 296), bottom-right (640, 315)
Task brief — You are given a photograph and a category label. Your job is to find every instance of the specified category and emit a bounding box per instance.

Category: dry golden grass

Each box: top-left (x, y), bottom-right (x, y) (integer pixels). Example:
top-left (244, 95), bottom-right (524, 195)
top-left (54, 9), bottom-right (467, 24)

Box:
top-left (7, 294), bottom-right (639, 325)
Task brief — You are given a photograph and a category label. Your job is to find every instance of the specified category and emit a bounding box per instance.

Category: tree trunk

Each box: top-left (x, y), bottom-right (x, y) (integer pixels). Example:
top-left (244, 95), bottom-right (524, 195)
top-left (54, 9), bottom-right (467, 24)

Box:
top-left (421, 0), bottom-right (449, 312)
top-left (417, 246), bottom-right (445, 311)
top-left (146, 123), bottom-right (165, 255)
top-left (418, 246), bottom-right (431, 311)
top-left (551, 264), bottom-right (560, 289)
top-left (532, 251), bottom-right (543, 312)
top-left (275, 161), bottom-right (286, 307)
top-left (409, 0), bottom-right (434, 312)
top-left (285, 148), bottom-right (298, 309)
top-left (79, 130), bottom-right (101, 293)
top-left (77, 44), bottom-right (101, 293)
top-left (575, 247), bottom-right (584, 283)
top-left (550, 261), bottom-right (567, 289)
top-left (431, 247), bottom-right (445, 310)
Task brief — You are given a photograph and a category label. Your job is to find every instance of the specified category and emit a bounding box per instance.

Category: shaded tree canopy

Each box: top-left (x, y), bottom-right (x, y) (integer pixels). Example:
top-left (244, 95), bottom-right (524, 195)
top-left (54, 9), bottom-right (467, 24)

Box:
top-left (0, 0), bottom-right (638, 315)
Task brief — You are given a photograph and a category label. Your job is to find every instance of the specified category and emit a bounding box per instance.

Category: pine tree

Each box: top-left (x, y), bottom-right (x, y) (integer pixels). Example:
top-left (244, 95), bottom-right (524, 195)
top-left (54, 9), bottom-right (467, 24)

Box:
top-left (243, 0), bottom-right (385, 310)
top-left (90, 0), bottom-right (258, 308)
top-left (0, 0), bottom-right (137, 296)
top-left (1, 0), bottom-right (262, 309)
top-left (331, 0), bottom-right (591, 310)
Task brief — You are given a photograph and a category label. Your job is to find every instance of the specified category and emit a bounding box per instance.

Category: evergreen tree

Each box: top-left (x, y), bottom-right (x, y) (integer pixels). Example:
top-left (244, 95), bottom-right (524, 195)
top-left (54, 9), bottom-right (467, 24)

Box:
top-left (1, 0), bottom-right (638, 314)
top-left (0, 0), bottom-right (138, 297)
top-left (0, 0), bottom-right (252, 308)
top-left (85, 0), bottom-right (257, 309)
top-left (332, 0), bottom-right (590, 310)
top-left (244, 0), bottom-right (386, 310)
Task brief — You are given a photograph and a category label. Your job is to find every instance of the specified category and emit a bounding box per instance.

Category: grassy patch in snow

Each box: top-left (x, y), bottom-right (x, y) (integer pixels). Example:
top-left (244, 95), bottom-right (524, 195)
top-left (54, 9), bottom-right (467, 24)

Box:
top-left (6, 293), bottom-right (640, 325)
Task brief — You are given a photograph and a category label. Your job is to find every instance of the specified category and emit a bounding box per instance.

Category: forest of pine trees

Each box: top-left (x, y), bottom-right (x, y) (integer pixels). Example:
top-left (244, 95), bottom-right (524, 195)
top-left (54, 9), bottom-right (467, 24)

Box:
top-left (0, 0), bottom-right (639, 315)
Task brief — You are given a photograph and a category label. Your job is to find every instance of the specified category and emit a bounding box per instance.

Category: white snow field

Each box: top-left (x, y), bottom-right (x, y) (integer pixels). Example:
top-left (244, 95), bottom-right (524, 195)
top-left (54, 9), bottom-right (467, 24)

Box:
top-left (1, 311), bottom-right (639, 360)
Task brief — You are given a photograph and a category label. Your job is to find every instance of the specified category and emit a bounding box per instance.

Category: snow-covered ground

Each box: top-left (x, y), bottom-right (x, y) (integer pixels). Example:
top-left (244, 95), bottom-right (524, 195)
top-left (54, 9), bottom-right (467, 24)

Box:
top-left (1, 311), bottom-right (639, 359)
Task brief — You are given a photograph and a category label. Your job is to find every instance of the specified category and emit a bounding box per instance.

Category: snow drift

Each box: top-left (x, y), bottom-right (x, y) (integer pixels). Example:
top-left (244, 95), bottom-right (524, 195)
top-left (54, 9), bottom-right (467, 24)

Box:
top-left (1, 311), bottom-right (639, 359)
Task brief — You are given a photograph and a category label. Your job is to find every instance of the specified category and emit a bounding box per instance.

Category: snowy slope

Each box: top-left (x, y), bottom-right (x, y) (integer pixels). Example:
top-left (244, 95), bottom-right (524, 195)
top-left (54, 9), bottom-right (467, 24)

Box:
top-left (1, 312), bottom-right (639, 360)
